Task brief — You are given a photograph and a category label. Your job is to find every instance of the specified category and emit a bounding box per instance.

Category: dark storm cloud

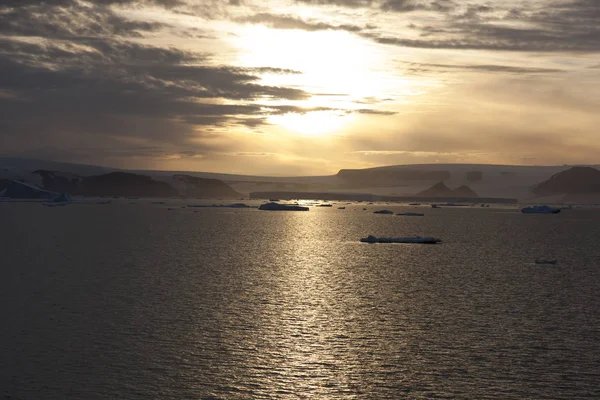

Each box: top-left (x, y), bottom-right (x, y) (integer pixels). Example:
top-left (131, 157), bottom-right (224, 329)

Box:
top-left (237, 13), bottom-right (366, 32)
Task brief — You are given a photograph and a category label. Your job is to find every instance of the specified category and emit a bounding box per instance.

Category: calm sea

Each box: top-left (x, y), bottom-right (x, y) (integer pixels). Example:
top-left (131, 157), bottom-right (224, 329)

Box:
top-left (1, 201), bottom-right (600, 399)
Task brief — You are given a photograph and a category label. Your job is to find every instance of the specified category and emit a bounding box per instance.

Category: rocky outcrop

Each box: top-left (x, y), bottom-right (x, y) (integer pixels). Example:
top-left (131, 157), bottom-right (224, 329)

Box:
top-left (532, 166), bottom-right (600, 196)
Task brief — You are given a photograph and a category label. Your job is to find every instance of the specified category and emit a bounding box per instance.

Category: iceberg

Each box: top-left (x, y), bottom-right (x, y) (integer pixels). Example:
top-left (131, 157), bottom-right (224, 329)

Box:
top-left (50, 193), bottom-right (72, 203)
top-left (2, 180), bottom-right (57, 199)
top-left (258, 202), bottom-right (309, 211)
top-left (360, 235), bottom-right (441, 244)
top-left (521, 205), bottom-right (561, 214)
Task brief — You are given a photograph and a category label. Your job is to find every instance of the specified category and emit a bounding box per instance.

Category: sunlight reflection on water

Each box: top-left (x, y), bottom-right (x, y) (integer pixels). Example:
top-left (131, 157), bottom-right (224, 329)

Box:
top-left (1, 203), bottom-right (600, 399)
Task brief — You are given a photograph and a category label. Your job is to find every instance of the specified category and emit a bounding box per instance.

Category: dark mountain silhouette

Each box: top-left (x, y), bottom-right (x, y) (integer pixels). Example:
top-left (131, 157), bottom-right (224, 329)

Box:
top-left (33, 170), bottom-right (82, 193)
top-left (80, 172), bottom-right (179, 197)
top-left (417, 181), bottom-right (454, 197)
top-left (0, 179), bottom-right (11, 191)
top-left (23, 170), bottom-right (242, 198)
top-left (172, 174), bottom-right (242, 199)
top-left (533, 166), bottom-right (600, 196)
top-left (417, 182), bottom-right (478, 197)
top-left (452, 185), bottom-right (478, 197)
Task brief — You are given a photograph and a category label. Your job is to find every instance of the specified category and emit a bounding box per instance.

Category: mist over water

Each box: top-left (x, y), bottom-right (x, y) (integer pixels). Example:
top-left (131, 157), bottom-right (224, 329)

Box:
top-left (1, 202), bottom-right (600, 399)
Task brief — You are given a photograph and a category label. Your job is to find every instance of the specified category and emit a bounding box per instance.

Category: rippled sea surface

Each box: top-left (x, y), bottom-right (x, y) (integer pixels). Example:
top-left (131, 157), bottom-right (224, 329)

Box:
top-left (1, 201), bottom-right (600, 399)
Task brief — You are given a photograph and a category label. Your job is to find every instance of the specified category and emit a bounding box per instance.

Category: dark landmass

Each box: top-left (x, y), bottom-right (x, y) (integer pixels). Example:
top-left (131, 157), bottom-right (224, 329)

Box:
top-left (33, 170), bottom-right (82, 193)
top-left (79, 172), bottom-right (180, 197)
top-left (249, 191), bottom-right (514, 203)
top-left (0, 179), bottom-right (11, 191)
top-left (337, 168), bottom-right (450, 186)
top-left (173, 174), bottom-right (242, 199)
top-left (533, 166), bottom-right (600, 196)
top-left (22, 170), bottom-right (241, 199)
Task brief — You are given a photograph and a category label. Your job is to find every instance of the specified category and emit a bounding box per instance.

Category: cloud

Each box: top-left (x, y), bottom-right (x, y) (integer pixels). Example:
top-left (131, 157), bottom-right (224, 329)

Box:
top-left (400, 61), bottom-right (564, 75)
top-left (0, 1), bottom-right (168, 39)
top-left (293, 0), bottom-right (375, 8)
top-left (237, 13), bottom-right (366, 32)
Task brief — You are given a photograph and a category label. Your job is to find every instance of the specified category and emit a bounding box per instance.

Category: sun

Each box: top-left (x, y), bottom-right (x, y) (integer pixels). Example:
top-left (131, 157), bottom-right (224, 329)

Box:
top-left (231, 26), bottom-right (389, 97)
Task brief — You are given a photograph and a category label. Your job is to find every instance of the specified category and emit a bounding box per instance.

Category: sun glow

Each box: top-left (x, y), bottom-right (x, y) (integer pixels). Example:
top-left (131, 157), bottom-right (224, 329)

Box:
top-left (229, 25), bottom-right (400, 136)
top-left (269, 110), bottom-right (353, 136)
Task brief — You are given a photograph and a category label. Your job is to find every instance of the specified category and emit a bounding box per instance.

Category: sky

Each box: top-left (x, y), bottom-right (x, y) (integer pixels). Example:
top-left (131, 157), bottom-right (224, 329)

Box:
top-left (1, 0), bottom-right (599, 175)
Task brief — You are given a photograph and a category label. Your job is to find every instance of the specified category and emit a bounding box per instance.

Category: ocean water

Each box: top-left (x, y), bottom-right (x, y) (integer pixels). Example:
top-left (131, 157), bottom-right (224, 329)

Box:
top-left (1, 201), bottom-right (600, 399)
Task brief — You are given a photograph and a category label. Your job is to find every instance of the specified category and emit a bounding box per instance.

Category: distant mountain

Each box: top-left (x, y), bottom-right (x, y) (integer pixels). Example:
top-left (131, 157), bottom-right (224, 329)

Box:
top-left (0, 179), bottom-right (11, 191)
top-left (417, 182), bottom-right (479, 198)
top-left (417, 181), bottom-right (453, 197)
top-left (6, 169), bottom-right (242, 199)
top-left (171, 174), bottom-right (242, 199)
top-left (33, 170), bottom-right (82, 193)
top-left (452, 185), bottom-right (478, 197)
top-left (80, 172), bottom-right (179, 198)
top-left (533, 166), bottom-right (600, 196)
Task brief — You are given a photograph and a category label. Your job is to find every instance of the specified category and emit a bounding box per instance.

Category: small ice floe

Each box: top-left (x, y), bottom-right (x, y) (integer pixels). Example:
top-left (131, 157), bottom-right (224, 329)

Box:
top-left (396, 212), bottom-right (424, 216)
top-left (258, 202), bottom-right (309, 211)
top-left (535, 259), bottom-right (558, 265)
top-left (360, 235), bottom-right (441, 244)
top-left (521, 205), bottom-right (560, 214)
top-left (338, 206), bottom-right (346, 209)
top-left (373, 210), bottom-right (394, 214)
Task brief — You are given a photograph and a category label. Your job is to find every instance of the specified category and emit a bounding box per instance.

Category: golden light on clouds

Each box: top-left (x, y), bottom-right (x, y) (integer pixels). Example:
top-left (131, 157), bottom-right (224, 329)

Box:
top-left (2, 0), bottom-right (600, 174)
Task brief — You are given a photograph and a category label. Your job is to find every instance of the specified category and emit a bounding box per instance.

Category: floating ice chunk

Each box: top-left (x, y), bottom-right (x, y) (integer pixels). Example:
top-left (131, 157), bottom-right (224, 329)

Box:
top-left (521, 205), bottom-right (560, 214)
top-left (258, 202), bottom-right (309, 211)
top-left (360, 235), bottom-right (441, 244)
